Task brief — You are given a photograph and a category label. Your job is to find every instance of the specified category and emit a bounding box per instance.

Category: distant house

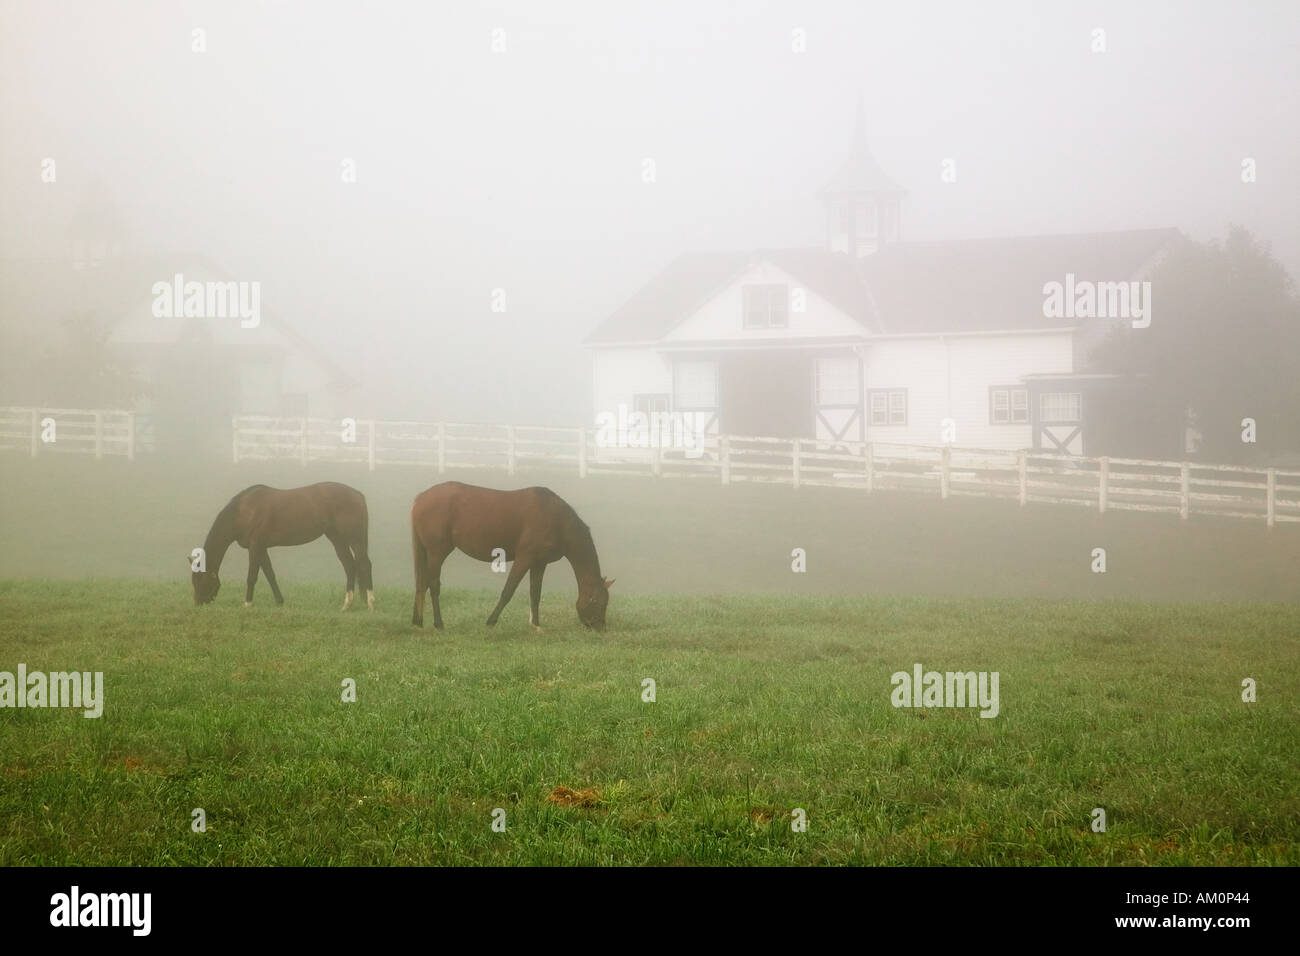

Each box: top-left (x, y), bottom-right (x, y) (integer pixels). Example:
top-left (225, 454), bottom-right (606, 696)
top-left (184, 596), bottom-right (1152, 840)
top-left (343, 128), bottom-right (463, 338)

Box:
top-left (1, 245), bottom-right (357, 452)
top-left (100, 255), bottom-right (358, 424)
top-left (585, 104), bottom-right (1180, 457)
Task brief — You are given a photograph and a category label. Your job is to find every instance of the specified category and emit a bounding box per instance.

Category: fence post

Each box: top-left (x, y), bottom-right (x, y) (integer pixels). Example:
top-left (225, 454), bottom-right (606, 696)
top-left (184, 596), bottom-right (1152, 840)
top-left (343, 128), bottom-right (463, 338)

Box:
top-left (126, 412), bottom-right (135, 462)
top-left (651, 437), bottom-right (661, 477)
top-left (300, 418), bottom-right (308, 465)
top-left (865, 442), bottom-right (874, 493)
top-left (1180, 462), bottom-right (1190, 520)
top-left (232, 417), bottom-right (239, 463)
top-left (1267, 468), bottom-right (1276, 528)
top-left (1017, 450), bottom-right (1027, 506)
top-left (720, 434), bottom-right (730, 485)
top-left (29, 409), bottom-right (38, 457)
top-left (1098, 457), bottom-right (1109, 514)
top-left (437, 422), bottom-right (446, 473)
top-left (94, 411), bottom-right (103, 460)
top-left (506, 425), bottom-right (516, 476)
top-left (792, 439), bottom-right (801, 489)
top-left (940, 445), bottom-right (951, 499)
top-left (367, 419), bottom-right (376, 472)
top-left (577, 427), bottom-right (587, 478)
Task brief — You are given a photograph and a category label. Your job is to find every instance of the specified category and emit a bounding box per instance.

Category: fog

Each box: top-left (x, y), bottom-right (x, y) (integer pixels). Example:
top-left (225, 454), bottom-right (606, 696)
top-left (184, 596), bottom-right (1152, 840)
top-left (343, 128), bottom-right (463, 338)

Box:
top-left (1, 0), bottom-right (1297, 425)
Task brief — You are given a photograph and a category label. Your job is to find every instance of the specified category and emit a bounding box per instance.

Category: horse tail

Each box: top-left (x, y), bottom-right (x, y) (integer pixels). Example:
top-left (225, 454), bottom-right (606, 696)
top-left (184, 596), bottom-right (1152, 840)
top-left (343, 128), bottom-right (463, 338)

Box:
top-left (411, 518), bottom-right (429, 626)
top-left (354, 491), bottom-right (373, 593)
top-left (356, 493), bottom-right (370, 553)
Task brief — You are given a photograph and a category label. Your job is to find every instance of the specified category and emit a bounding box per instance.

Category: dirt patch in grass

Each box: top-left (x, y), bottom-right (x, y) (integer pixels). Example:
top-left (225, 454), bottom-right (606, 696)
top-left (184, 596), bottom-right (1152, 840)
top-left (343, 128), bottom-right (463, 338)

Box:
top-left (548, 785), bottom-right (603, 808)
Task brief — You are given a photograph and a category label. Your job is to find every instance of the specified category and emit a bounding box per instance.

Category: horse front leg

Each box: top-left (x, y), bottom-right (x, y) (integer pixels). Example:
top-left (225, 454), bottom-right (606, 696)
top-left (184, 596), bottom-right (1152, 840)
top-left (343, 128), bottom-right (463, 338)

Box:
top-left (528, 563), bottom-right (546, 632)
top-left (244, 546), bottom-right (262, 606)
top-left (259, 550), bottom-right (284, 605)
top-left (485, 557), bottom-right (530, 627)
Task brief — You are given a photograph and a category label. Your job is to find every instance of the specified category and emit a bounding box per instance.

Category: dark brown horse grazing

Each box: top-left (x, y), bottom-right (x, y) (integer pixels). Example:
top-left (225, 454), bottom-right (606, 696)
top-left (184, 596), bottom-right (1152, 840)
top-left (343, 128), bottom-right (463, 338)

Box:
top-left (410, 482), bottom-right (613, 631)
top-left (191, 482), bottom-right (374, 610)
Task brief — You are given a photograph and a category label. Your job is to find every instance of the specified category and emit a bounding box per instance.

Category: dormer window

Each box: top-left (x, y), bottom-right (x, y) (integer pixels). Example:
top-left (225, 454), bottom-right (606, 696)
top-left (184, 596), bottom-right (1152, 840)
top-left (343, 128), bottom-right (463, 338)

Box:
top-left (743, 284), bottom-right (789, 329)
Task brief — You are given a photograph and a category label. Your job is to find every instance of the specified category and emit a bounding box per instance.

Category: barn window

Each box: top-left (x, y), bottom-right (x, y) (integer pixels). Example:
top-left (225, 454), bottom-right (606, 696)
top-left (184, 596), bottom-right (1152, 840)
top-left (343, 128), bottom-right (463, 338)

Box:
top-left (815, 356), bottom-right (859, 406)
top-left (674, 361), bottom-right (717, 409)
top-left (1040, 391), bottom-right (1082, 423)
top-left (869, 389), bottom-right (907, 426)
top-left (990, 387), bottom-right (1029, 424)
top-left (742, 285), bottom-right (789, 329)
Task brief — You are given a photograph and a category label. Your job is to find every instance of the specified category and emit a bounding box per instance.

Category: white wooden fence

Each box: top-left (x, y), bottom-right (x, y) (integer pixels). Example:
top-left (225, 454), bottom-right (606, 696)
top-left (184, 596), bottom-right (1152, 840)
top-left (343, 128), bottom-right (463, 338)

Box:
top-left (230, 415), bottom-right (1300, 528)
top-left (0, 406), bottom-right (137, 460)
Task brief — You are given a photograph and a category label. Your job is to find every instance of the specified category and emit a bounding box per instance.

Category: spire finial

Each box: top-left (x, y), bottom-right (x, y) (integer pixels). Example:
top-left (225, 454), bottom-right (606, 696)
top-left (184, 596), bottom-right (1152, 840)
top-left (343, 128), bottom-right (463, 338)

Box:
top-left (853, 93), bottom-right (868, 156)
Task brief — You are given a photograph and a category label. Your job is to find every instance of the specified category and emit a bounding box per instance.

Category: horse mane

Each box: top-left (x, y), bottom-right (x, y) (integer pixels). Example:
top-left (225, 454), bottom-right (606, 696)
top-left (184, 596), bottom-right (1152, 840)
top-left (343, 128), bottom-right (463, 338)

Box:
top-left (205, 485), bottom-right (267, 552)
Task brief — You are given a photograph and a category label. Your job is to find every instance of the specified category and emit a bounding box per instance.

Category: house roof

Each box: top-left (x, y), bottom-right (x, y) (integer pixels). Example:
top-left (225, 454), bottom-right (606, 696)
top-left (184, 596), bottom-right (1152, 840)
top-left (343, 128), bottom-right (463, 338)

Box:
top-left (586, 227), bottom-right (1181, 345)
top-left (584, 248), bottom-right (880, 345)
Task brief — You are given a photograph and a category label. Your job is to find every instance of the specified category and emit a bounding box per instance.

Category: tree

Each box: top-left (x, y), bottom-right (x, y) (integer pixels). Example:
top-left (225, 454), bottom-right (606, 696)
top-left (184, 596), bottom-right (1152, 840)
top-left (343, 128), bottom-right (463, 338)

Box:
top-left (1090, 226), bottom-right (1300, 463)
top-left (34, 313), bottom-right (144, 408)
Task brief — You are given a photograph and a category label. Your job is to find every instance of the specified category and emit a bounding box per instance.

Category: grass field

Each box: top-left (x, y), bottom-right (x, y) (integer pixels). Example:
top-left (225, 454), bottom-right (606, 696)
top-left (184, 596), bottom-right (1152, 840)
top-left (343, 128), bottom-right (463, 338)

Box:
top-left (1, 456), bottom-right (1298, 865)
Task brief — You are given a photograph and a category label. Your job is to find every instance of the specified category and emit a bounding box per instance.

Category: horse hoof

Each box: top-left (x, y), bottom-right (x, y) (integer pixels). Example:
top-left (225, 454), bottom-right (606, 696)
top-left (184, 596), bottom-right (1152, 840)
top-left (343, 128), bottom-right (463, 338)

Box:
top-left (243, 601), bottom-right (252, 608)
top-left (366, 590), bottom-right (375, 611)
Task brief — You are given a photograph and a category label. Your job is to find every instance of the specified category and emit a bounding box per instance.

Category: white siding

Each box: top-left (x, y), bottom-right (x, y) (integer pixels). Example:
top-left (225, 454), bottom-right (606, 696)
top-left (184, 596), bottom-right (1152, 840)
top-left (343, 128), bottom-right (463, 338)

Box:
top-left (663, 262), bottom-right (865, 342)
top-left (864, 332), bottom-right (1073, 449)
top-left (591, 348), bottom-right (673, 424)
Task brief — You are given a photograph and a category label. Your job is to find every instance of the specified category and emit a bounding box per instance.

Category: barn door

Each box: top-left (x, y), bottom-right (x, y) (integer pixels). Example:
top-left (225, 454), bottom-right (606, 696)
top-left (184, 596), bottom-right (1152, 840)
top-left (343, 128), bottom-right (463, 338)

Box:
top-left (814, 354), bottom-right (863, 447)
top-left (1035, 391), bottom-right (1084, 455)
top-left (672, 359), bottom-right (719, 439)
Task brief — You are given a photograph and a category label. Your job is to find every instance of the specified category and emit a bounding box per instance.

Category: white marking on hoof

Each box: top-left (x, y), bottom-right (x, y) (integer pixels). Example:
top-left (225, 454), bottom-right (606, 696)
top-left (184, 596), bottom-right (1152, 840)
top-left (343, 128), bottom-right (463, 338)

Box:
top-left (342, 590), bottom-right (354, 611)
top-left (243, 601), bottom-right (252, 608)
top-left (366, 589), bottom-right (375, 611)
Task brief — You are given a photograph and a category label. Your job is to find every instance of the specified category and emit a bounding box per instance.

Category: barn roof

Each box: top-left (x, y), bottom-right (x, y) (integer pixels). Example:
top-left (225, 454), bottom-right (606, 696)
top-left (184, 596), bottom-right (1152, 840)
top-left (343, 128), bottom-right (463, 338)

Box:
top-left (859, 228), bottom-right (1181, 334)
top-left (585, 227), bottom-right (1181, 344)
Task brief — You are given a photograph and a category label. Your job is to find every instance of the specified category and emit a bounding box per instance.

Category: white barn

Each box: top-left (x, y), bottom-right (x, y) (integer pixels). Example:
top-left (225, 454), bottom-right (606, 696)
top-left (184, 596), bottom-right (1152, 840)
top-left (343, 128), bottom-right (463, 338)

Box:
top-left (585, 106), bottom-right (1179, 457)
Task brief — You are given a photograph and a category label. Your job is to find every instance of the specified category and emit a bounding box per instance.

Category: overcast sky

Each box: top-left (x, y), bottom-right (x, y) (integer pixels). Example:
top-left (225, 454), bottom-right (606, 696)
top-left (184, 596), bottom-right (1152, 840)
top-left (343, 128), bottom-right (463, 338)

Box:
top-left (2, 0), bottom-right (1297, 422)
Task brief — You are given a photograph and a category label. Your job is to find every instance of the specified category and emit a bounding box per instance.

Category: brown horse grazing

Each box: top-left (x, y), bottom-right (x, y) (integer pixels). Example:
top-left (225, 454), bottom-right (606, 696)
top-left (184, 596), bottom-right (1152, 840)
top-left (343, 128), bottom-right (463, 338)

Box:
top-left (191, 482), bottom-right (374, 610)
top-left (410, 482), bottom-right (613, 631)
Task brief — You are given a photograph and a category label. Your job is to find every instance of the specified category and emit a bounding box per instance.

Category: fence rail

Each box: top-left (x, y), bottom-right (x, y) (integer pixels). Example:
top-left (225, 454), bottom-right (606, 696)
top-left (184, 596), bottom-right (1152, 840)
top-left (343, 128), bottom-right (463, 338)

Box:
top-left (0, 406), bottom-right (136, 460)
top-left (3, 407), bottom-right (1293, 526)
top-left (228, 415), bottom-right (1300, 528)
